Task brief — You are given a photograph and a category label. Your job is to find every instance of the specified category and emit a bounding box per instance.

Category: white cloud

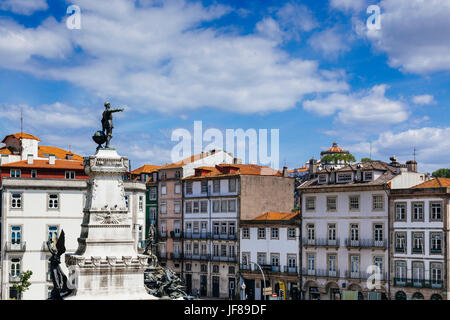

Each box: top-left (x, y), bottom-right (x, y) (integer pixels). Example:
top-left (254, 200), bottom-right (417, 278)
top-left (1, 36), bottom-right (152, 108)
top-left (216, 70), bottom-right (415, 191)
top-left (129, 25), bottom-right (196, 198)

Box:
top-left (303, 84), bottom-right (409, 125)
top-left (412, 94), bottom-right (436, 105)
top-left (349, 127), bottom-right (450, 172)
top-left (0, 0), bottom-right (48, 15)
top-left (276, 3), bottom-right (318, 34)
top-left (0, 0), bottom-right (348, 115)
top-left (0, 103), bottom-right (97, 130)
top-left (329, 0), bottom-right (366, 13)
top-left (255, 17), bottom-right (283, 41)
top-left (366, 0), bottom-right (450, 74)
top-left (308, 27), bottom-right (351, 57)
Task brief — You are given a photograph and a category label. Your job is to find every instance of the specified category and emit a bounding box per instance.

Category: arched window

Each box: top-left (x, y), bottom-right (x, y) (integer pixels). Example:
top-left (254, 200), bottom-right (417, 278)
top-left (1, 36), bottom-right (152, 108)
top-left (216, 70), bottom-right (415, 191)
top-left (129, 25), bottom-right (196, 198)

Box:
top-left (412, 292), bottom-right (424, 300)
top-left (395, 291), bottom-right (406, 300)
top-left (431, 294), bottom-right (442, 300)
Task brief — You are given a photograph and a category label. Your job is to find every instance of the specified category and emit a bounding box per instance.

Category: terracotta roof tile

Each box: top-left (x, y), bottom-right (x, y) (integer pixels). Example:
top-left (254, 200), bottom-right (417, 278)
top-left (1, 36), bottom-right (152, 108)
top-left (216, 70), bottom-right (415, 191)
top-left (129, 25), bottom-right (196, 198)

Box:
top-left (130, 164), bottom-right (161, 175)
top-left (38, 145), bottom-right (83, 160)
top-left (183, 164), bottom-right (282, 179)
top-left (412, 178), bottom-right (450, 189)
top-left (2, 133), bottom-right (40, 142)
top-left (252, 211), bottom-right (300, 221)
top-left (0, 159), bottom-right (84, 170)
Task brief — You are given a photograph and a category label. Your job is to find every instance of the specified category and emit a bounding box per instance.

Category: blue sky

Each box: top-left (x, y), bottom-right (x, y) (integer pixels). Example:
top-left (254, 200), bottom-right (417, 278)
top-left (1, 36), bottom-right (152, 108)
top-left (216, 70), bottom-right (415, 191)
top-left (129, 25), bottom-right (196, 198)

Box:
top-left (0, 0), bottom-right (449, 172)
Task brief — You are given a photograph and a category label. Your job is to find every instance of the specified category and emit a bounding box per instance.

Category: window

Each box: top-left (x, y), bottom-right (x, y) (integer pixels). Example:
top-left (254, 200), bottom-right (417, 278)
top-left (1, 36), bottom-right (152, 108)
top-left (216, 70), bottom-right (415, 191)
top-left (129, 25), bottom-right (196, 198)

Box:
top-left (307, 224), bottom-right (315, 241)
top-left (201, 264), bottom-right (207, 273)
top-left (228, 199), bottom-right (236, 212)
top-left (412, 233), bottom-right (424, 253)
top-left (213, 223), bottom-right (220, 235)
top-left (213, 180), bottom-right (220, 193)
top-left (228, 179), bottom-right (236, 192)
top-left (395, 203), bottom-right (406, 221)
top-left (372, 195), bottom-right (384, 210)
top-left (174, 201), bottom-right (181, 214)
top-left (221, 244), bottom-right (227, 257)
top-left (395, 261), bottom-right (407, 280)
top-left (10, 258), bottom-right (21, 277)
top-left (228, 266), bottom-right (235, 274)
top-left (174, 183), bottom-right (181, 194)
top-left (257, 253), bottom-right (266, 265)
top-left (242, 253), bottom-right (250, 265)
top-left (193, 243), bottom-right (199, 255)
top-left (349, 196), bottom-right (359, 210)
top-left (431, 233), bottom-right (442, 254)
top-left (221, 200), bottom-right (228, 212)
top-left (185, 222), bottom-right (192, 233)
top-left (430, 202), bottom-right (442, 221)
top-left (373, 224), bottom-right (383, 245)
top-left (149, 187), bottom-right (157, 200)
top-left (258, 227), bottom-right (266, 239)
top-left (412, 262), bottom-right (424, 282)
top-left (213, 265), bottom-right (219, 273)
top-left (307, 254), bottom-right (315, 273)
top-left (11, 226), bottom-right (21, 245)
top-left (431, 263), bottom-right (442, 285)
top-left (395, 232), bottom-right (406, 252)
top-left (201, 181), bottom-right (208, 193)
top-left (271, 228), bottom-right (279, 239)
top-left (328, 224), bottom-right (336, 241)
top-left (138, 196), bottom-right (144, 211)
top-left (287, 228), bottom-right (296, 239)
top-left (229, 222), bottom-right (236, 235)
top-left (288, 255), bottom-right (297, 268)
top-left (337, 173), bottom-right (352, 183)
top-left (350, 256), bottom-right (360, 275)
top-left (318, 175), bottom-right (327, 184)
top-left (160, 202), bottom-right (167, 214)
top-left (10, 169), bottom-right (21, 178)
top-left (200, 201), bottom-right (208, 213)
top-left (65, 171), bottom-right (75, 179)
top-left (189, 201), bottom-right (198, 213)
top-left (125, 195), bottom-right (129, 209)
top-left (150, 207), bottom-right (156, 221)
top-left (185, 202), bottom-right (192, 214)
top-left (229, 245), bottom-right (235, 257)
top-left (363, 171), bottom-right (373, 181)
top-left (221, 223), bottom-right (227, 235)
top-left (185, 263), bottom-right (191, 271)
top-left (186, 182), bottom-right (193, 195)
top-left (48, 226), bottom-right (58, 245)
top-left (242, 227), bottom-right (249, 239)
top-left (328, 255), bottom-right (337, 274)
top-left (212, 200), bottom-right (220, 212)
top-left (48, 194), bottom-right (59, 209)
top-left (175, 171), bottom-right (181, 179)
top-left (11, 193), bottom-right (22, 208)
top-left (350, 224), bottom-right (359, 242)
top-left (305, 197), bottom-right (315, 211)
top-left (327, 197), bottom-right (337, 211)
top-left (373, 256), bottom-right (383, 273)
top-left (412, 202), bottom-right (424, 221)
top-left (161, 184), bottom-right (167, 195)
top-left (31, 170), bottom-right (37, 178)
top-left (270, 254), bottom-right (279, 266)
top-left (213, 244), bottom-right (219, 256)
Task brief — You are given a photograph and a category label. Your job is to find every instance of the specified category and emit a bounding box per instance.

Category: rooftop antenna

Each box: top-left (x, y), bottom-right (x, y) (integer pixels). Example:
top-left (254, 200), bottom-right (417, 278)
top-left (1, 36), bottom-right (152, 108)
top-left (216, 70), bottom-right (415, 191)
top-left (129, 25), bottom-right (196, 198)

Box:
top-left (20, 106), bottom-right (23, 156)
top-left (369, 141), bottom-right (372, 159)
top-left (413, 147), bottom-right (416, 161)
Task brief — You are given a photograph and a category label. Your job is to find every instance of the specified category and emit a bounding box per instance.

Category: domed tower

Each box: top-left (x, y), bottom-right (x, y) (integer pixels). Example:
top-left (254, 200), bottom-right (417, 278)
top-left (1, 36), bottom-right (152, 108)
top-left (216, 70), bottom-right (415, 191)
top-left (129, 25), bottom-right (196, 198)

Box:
top-left (320, 142), bottom-right (353, 169)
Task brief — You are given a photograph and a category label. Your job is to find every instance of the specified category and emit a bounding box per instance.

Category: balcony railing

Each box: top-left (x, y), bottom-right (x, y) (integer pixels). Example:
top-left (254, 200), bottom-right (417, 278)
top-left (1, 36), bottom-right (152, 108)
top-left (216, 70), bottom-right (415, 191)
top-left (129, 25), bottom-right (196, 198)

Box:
top-left (158, 252), bottom-right (167, 259)
top-left (170, 231), bottom-right (182, 239)
top-left (302, 268), bottom-right (341, 278)
top-left (284, 266), bottom-right (298, 274)
top-left (183, 232), bottom-right (210, 239)
top-left (183, 253), bottom-right (211, 261)
top-left (211, 233), bottom-right (237, 240)
top-left (344, 271), bottom-right (387, 281)
top-left (394, 277), bottom-right (443, 289)
top-left (211, 255), bottom-right (237, 262)
top-left (302, 238), bottom-right (340, 247)
top-left (430, 248), bottom-right (442, 254)
top-left (345, 239), bottom-right (387, 249)
top-left (170, 252), bottom-right (183, 260)
top-left (240, 264), bottom-right (252, 271)
top-left (412, 247), bottom-right (424, 253)
top-left (5, 241), bottom-right (26, 252)
top-left (394, 247), bottom-right (406, 253)
top-left (159, 231), bottom-right (168, 238)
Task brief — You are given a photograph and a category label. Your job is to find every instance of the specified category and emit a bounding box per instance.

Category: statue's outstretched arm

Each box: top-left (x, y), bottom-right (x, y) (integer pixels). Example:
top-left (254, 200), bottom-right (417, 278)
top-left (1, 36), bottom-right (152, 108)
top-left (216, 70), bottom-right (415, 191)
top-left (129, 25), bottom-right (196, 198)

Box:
top-left (111, 108), bottom-right (124, 113)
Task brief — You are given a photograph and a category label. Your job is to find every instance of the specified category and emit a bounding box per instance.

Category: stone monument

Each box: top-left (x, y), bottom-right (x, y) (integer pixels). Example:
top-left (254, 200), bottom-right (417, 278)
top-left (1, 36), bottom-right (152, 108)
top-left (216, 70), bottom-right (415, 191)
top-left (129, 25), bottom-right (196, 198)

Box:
top-left (65, 103), bottom-right (156, 299)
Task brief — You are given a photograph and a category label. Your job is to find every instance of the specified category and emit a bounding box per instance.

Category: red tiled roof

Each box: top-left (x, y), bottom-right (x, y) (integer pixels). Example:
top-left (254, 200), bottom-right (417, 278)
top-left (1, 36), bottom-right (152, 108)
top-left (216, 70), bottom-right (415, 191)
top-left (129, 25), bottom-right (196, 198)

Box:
top-left (0, 159), bottom-right (84, 170)
top-left (326, 142), bottom-right (344, 153)
top-left (2, 133), bottom-right (40, 143)
top-left (412, 178), bottom-right (450, 189)
top-left (252, 211), bottom-right (300, 221)
top-left (183, 163), bottom-right (282, 179)
top-left (38, 145), bottom-right (83, 160)
top-left (130, 164), bottom-right (161, 175)
top-left (0, 146), bottom-right (12, 155)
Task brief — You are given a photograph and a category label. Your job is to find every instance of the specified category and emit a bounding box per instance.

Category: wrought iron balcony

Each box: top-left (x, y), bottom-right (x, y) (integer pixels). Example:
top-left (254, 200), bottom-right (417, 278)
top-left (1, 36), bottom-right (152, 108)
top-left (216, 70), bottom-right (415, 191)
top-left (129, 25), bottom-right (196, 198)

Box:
top-left (394, 277), bottom-right (443, 289)
top-left (240, 264), bottom-right (252, 271)
top-left (183, 253), bottom-right (210, 261)
top-left (9, 274), bottom-right (20, 283)
top-left (302, 238), bottom-right (340, 247)
top-left (394, 246), bottom-right (406, 253)
top-left (284, 266), bottom-right (298, 274)
top-left (211, 255), bottom-right (237, 262)
top-left (344, 239), bottom-right (387, 249)
top-left (183, 232), bottom-right (210, 239)
top-left (344, 270), bottom-right (387, 281)
top-left (302, 268), bottom-right (341, 278)
top-left (211, 233), bottom-right (237, 240)
top-left (170, 252), bottom-right (183, 260)
top-left (412, 247), bottom-right (424, 253)
top-left (430, 247), bottom-right (442, 254)
top-left (170, 231), bottom-right (182, 239)
top-left (5, 241), bottom-right (26, 252)
top-left (158, 252), bottom-right (167, 259)
top-left (159, 231), bottom-right (168, 238)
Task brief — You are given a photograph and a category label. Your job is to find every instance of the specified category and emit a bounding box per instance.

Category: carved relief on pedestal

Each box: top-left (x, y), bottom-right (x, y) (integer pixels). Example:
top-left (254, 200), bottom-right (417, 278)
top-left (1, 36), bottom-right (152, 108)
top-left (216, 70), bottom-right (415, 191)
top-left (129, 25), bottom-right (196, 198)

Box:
top-left (93, 211), bottom-right (127, 225)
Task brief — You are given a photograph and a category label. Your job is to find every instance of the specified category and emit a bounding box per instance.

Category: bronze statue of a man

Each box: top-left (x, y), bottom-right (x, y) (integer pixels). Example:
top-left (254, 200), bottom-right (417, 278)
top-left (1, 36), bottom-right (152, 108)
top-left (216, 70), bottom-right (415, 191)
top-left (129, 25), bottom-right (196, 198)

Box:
top-left (101, 102), bottom-right (124, 148)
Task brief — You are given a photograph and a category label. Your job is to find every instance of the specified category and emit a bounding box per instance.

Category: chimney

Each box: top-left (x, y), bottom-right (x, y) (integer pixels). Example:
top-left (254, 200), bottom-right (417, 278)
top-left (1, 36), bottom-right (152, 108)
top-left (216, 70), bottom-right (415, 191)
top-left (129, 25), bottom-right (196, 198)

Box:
top-left (49, 154), bottom-right (56, 165)
top-left (233, 158), bottom-right (239, 164)
top-left (66, 153), bottom-right (74, 160)
top-left (406, 160), bottom-right (418, 173)
top-left (27, 154), bottom-right (34, 165)
top-left (309, 158), bottom-right (317, 175)
top-left (355, 164), bottom-right (362, 182)
top-left (282, 166), bottom-right (288, 177)
top-left (329, 167), bottom-right (336, 184)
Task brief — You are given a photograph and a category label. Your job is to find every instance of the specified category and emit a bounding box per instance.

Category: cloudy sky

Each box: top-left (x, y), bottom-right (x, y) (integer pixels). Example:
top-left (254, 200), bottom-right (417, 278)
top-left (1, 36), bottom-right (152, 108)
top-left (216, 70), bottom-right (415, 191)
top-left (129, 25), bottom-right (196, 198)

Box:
top-left (0, 0), bottom-right (448, 172)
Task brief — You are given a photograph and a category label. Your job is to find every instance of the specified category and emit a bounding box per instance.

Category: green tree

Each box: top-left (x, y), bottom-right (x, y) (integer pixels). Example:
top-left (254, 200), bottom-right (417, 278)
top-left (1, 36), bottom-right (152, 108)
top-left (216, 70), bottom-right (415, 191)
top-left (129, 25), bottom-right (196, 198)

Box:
top-left (321, 153), bottom-right (356, 164)
top-left (361, 157), bottom-right (373, 163)
top-left (12, 270), bottom-right (33, 300)
top-left (432, 168), bottom-right (450, 178)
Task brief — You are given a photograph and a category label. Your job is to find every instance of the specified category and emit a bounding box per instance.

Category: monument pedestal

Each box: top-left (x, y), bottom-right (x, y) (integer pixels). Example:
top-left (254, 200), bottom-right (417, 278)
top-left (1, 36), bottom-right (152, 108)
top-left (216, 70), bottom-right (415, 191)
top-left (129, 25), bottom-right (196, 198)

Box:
top-left (65, 148), bottom-right (156, 299)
